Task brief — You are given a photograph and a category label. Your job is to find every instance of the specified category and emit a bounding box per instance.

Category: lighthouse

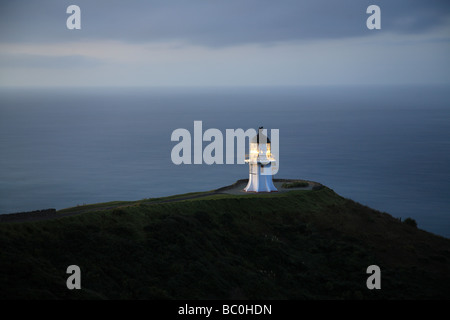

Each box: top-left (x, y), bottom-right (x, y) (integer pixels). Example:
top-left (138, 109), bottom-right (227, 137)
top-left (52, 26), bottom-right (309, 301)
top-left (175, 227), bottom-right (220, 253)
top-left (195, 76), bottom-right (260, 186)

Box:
top-left (244, 127), bottom-right (277, 192)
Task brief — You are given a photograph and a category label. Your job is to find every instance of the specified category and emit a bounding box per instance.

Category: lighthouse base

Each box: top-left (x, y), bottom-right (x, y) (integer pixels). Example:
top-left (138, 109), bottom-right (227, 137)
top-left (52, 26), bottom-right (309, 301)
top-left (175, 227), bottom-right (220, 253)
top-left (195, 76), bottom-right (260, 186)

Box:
top-left (244, 163), bottom-right (277, 193)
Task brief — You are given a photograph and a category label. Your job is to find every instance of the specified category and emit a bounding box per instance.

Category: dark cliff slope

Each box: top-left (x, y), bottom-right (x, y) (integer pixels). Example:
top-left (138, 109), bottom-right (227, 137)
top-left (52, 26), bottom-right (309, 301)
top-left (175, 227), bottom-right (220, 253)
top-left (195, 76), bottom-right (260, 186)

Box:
top-left (0, 186), bottom-right (449, 299)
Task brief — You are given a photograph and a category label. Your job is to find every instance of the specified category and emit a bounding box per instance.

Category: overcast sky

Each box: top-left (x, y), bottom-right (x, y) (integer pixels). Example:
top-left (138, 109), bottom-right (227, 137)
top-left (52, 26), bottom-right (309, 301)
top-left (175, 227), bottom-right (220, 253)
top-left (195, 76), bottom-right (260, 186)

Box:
top-left (0, 0), bottom-right (449, 86)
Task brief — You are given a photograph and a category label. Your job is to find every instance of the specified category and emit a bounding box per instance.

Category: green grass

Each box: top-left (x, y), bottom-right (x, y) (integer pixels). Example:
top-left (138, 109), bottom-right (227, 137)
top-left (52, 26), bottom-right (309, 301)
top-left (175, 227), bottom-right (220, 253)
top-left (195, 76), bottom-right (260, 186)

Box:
top-left (0, 186), bottom-right (449, 299)
top-left (58, 201), bottom-right (135, 213)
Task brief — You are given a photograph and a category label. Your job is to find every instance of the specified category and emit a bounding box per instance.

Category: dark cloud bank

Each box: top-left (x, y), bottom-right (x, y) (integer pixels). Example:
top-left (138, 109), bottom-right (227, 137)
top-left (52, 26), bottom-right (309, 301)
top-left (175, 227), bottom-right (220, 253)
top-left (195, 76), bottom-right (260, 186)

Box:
top-left (0, 0), bottom-right (449, 46)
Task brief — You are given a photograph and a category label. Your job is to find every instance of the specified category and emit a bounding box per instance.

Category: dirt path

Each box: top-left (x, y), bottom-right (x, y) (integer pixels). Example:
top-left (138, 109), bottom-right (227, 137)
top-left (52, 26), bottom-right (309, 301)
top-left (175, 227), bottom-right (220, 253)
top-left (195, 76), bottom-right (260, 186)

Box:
top-left (0, 179), bottom-right (318, 224)
top-left (0, 192), bottom-right (218, 224)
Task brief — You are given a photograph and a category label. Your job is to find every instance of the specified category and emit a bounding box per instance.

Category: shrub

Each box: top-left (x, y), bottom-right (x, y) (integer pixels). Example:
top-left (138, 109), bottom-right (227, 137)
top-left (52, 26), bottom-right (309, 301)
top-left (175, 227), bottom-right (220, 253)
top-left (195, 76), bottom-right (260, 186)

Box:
top-left (282, 181), bottom-right (309, 189)
top-left (403, 217), bottom-right (418, 228)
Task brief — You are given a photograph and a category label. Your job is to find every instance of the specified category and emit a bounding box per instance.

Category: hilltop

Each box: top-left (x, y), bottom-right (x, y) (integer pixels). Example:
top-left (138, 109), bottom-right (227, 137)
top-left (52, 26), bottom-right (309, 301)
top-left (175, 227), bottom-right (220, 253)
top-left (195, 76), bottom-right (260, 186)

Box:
top-left (0, 179), bottom-right (449, 299)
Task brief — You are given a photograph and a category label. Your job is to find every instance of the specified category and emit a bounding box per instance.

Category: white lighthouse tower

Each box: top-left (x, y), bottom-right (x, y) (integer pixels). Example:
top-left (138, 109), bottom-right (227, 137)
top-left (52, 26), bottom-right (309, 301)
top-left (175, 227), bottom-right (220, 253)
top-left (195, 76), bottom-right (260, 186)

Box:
top-left (244, 127), bottom-right (277, 192)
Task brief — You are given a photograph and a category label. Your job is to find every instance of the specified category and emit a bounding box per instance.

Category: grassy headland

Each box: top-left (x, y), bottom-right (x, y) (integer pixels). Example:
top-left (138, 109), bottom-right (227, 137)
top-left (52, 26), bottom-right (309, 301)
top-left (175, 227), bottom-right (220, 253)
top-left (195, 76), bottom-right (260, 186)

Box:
top-left (0, 183), bottom-right (449, 299)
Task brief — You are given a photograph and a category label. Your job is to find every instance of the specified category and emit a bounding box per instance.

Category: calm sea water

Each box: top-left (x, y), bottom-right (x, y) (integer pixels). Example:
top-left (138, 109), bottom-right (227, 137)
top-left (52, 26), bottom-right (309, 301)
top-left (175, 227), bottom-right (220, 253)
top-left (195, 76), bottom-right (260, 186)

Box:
top-left (0, 86), bottom-right (449, 238)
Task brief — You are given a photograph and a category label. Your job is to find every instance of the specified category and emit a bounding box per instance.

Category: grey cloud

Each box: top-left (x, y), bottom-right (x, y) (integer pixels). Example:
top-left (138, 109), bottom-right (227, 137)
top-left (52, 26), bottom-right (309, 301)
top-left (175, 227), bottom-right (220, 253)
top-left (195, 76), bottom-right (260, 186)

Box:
top-left (0, 0), bottom-right (449, 47)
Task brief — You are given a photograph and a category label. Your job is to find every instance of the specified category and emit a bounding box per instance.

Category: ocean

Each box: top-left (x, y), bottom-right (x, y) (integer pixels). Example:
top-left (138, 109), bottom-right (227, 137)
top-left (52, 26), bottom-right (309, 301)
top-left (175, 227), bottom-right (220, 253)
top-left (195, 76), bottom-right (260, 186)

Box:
top-left (0, 86), bottom-right (449, 238)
